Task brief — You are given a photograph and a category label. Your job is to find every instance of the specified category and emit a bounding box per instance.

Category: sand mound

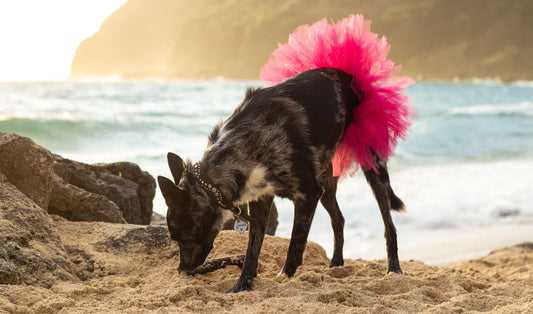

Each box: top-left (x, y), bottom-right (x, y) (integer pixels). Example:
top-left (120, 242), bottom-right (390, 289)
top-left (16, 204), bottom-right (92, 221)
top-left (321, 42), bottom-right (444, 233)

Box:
top-left (1, 217), bottom-right (531, 313)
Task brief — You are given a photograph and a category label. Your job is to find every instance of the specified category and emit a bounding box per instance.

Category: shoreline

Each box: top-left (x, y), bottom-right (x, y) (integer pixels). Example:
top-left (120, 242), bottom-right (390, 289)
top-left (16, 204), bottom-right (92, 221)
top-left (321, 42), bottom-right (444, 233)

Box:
top-left (360, 222), bottom-right (533, 266)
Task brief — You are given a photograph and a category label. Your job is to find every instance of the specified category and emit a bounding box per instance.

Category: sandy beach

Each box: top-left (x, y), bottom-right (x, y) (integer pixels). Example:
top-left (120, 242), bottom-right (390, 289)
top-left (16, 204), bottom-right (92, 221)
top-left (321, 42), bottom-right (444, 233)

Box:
top-left (364, 223), bottom-right (533, 266)
top-left (1, 217), bottom-right (531, 313)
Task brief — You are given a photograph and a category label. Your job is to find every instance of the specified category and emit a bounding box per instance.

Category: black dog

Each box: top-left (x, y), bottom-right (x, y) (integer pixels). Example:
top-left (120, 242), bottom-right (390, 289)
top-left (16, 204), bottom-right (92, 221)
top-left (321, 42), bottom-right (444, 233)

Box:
top-left (158, 68), bottom-right (405, 293)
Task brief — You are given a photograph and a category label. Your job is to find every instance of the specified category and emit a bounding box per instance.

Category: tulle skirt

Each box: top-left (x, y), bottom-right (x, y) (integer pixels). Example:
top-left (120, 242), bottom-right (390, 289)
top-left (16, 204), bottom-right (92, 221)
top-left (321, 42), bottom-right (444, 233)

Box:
top-left (260, 15), bottom-right (415, 177)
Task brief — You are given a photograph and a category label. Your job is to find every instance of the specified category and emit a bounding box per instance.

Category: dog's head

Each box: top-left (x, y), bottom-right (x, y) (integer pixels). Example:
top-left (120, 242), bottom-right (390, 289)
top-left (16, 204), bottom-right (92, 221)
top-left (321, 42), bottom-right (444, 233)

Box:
top-left (158, 153), bottom-right (223, 272)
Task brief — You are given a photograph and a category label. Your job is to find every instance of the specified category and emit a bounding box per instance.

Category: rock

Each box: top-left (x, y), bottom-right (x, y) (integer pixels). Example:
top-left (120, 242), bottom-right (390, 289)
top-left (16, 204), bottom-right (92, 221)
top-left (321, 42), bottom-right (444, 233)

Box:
top-left (0, 172), bottom-right (77, 287)
top-left (48, 174), bottom-right (127, 223)
top-left (0, 133), bottom-right (155, 225)
top-left (98, 161), bottom-right (156, 225)
top-left (0, 133), bottom-right (54, 209)
top-left (0, 133), bottom-right (158, 288)
top-left (496, 208), bottom-right (520, 217)
top-left (53, 155), bottom-right (156, 225)
top-left (96, 225), bottom-right (171, 255)
top-left (515, 242), bottom-right (533, 249)
top-left (151, 212), bottom-right (166, 225)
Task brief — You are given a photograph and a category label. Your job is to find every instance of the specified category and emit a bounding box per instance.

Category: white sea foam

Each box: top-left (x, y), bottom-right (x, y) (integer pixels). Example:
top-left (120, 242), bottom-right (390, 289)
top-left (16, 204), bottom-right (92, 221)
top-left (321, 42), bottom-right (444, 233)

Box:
top-left (302, 159), bottom-right (533, 260)
top-left (68, 75), bottom-right (123, 83)
top-left (512, 80), bottom-right (533, 87)
top-left (447, 102), bottom-right (533, 117)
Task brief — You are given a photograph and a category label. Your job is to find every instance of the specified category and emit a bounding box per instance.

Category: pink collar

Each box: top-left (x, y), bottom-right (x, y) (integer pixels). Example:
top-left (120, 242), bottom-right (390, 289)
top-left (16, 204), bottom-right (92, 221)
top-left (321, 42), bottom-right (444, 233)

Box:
top-left (192, 162), bottom-right (234, 210)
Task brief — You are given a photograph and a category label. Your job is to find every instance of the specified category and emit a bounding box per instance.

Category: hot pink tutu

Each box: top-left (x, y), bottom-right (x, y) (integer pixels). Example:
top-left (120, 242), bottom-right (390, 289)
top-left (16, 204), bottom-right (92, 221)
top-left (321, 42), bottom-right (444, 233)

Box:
top-left (260, 15), bottom-right (415, 177)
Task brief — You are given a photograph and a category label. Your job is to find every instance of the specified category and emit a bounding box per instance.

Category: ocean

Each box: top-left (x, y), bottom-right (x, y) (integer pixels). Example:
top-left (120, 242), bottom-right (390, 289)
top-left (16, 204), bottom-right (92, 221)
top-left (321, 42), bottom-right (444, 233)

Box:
top-left (1, 79), bottom-right (532, 262)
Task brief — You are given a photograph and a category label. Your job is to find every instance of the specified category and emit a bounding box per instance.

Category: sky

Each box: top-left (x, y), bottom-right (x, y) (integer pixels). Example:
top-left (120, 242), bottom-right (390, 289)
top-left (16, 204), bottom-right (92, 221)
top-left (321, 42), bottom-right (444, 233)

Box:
top-left (0, 0), bottom-right (127, 81)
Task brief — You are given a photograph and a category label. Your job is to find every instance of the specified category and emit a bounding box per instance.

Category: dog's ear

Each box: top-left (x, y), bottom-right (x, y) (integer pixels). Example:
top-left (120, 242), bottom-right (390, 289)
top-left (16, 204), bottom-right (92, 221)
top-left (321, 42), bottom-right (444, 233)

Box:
top-left (167, 152), bottom-right (185, 184)
top-left (158, 175), bottom-right (189, 208)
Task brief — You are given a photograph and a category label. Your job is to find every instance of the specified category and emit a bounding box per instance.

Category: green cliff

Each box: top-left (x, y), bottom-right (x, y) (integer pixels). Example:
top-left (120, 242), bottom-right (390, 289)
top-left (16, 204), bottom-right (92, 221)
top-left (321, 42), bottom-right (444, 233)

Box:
top-left (70, 0), bottom-right (533, 81)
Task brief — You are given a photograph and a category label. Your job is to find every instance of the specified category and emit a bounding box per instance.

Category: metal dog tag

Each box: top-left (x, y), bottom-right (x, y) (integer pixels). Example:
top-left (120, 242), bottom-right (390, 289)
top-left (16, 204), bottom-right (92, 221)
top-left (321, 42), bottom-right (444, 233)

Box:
top-left (234, 217), bottom-right (248, 234)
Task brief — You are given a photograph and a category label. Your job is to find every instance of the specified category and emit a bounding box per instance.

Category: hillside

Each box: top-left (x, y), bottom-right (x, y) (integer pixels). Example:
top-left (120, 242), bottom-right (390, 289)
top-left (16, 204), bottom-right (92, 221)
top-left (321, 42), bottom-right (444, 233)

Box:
top-left (70, 0), bottom-right (533, 81)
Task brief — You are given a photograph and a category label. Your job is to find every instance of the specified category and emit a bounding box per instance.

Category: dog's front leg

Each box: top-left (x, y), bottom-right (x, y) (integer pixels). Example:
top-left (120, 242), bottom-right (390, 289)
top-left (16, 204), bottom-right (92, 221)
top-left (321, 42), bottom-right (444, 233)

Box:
top-left (226, 196), bottom-right (273, 293)
top-left (281, 189), bottom-right (321, 277)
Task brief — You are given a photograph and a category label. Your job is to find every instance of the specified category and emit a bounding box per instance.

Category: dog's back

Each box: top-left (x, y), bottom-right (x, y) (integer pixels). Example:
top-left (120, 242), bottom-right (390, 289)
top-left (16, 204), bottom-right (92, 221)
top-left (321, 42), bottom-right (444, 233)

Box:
top-left (202, 68), bottom-right (358, 204)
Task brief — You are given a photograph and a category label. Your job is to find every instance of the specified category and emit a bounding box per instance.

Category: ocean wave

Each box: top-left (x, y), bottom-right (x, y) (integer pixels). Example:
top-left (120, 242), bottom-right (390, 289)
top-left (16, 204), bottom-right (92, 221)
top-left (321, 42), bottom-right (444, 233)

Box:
top-left (0, 115), bottom-right (214, 141)
top-left (511, 80), bottom-right (533, 87)
top-left (68, 75), bottom-right (123, 83)
top-left (447, 102), bottom-right (533, 117)
top-left (0, 117), bottom-right (122, 138)
top-left (0, 112), bottom-right (88, 122)
top-left (450, 78), bottom-right (533, 87)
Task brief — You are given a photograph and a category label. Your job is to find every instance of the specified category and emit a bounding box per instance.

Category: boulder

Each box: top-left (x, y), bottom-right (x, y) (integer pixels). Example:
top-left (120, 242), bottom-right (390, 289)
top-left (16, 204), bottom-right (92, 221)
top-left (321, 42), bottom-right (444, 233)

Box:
top-left (48, 174), bottom-right (127, 223)
top-left (53, 155), bottom-right (156, 225)
top-left (151, 212), bottom-right (166, 225)
top-left (0, 133), bottom-right (158, 289)
top-left (0, 172), bottom-right (78, 287)
top-left (98, 161), bottom-right (156, 225)
top-left (0, 133), bottom-right (54, 209)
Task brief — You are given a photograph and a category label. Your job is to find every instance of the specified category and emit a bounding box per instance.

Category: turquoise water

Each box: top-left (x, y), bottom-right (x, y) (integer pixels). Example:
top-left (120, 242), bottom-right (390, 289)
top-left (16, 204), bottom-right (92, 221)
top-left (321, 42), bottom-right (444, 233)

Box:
top-left (1, 80), bottom-right (532, 259)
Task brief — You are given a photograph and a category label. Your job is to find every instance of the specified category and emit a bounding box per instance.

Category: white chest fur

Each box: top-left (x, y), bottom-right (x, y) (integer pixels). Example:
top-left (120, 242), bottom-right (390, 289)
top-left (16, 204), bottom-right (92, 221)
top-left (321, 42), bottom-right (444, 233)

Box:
top-left (237, 166), bottom-right (275, 204)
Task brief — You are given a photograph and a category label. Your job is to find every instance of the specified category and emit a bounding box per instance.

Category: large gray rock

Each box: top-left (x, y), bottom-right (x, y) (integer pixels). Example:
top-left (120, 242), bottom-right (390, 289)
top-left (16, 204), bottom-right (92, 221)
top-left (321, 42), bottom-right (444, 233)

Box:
top-left (151, 212), bottom-right (166, 225)
top-left (98, 161), bottom-right (156, 224)
top-left (48, 174), bottom-right (127, 223)
top-left (53, 155), bottom-right (156, 225)
top-left (0, 133), bottom-right (54, 209)
top-left (0, 133), bottom-right (159, 289)
top-left (0, 172), bottom-right (78, 287)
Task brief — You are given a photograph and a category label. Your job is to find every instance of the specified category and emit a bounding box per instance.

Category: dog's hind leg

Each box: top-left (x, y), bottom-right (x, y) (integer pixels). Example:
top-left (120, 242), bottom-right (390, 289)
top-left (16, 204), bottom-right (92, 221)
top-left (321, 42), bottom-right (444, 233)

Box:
top-left (281, 184), bottom-right (322, 277)
top-left (363, 159), bottom-right (403, 275)
top-left (319, 166), bottom-right (345, 267)
top-left (226, 196), bottom-right (273, 293)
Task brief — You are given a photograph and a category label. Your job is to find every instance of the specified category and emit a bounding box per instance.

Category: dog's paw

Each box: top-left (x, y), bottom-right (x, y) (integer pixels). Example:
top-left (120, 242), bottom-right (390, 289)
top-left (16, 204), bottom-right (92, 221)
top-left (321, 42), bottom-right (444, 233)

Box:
top-left (280, 264), bottom-right (298, 278)
top-left (329, 257), bottom-right (344, 268)
top-left (225, 278), bottom-right (252, 293)
top-left (387, 267), bottom-right (404, 276)
top-left (275, 271), bottom-right (290, 283)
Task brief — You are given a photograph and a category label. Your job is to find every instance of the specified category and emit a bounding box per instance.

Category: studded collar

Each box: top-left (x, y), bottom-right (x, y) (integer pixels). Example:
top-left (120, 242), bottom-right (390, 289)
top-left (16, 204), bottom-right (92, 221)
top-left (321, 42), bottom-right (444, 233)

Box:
top-left (192, 162), bottom-right (234, 210)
